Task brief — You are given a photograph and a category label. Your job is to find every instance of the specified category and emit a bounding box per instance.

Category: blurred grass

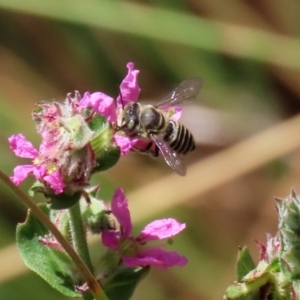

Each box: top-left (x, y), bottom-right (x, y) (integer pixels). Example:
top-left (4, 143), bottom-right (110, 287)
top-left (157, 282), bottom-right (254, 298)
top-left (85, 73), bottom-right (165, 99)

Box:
top-left (0, 0), bottom-right (300, 299)
top-left (1, 0), bottom-right (300, 71)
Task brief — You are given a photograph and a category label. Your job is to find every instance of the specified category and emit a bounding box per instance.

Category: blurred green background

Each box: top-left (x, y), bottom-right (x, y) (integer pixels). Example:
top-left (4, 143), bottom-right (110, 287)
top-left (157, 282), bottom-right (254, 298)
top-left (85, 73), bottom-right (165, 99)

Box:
top-left (1, 0), bottom-right (300, 299)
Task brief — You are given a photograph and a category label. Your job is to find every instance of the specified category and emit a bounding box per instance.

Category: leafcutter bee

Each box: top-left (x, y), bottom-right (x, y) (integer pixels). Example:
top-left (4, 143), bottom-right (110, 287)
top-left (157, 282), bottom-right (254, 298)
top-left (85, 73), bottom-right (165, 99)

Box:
top-left (118, 77), bottom-right (202, 176)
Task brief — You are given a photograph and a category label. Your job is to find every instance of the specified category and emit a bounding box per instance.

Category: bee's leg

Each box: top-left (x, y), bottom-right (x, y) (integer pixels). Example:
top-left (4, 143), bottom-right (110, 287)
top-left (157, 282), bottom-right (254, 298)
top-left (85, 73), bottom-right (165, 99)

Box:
top-left (131, 141), bottom-right (153, 154)
top-left (145, 141), bottom-right (153, 151)
top-left (131, 141), bottom-right (160, 158)
top-left (145, 144), bottom-right (159, 158)
top-left (150, 144), bottom-right (160, 158)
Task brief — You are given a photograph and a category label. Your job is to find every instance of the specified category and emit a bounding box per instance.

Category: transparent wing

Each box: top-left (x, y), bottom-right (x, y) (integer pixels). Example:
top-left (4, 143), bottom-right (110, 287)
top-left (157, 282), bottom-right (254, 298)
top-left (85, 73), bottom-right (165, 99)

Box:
top-left (156, 77), bottom-right (202, 108)
top-left (149, 134), bottom-right (187, 176)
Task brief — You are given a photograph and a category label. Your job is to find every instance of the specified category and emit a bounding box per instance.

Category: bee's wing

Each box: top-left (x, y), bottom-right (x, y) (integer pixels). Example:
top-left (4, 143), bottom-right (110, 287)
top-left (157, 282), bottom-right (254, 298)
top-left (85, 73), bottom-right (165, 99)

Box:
top-left (149, 134), bottom-right (187, 176)
top-left (156, 77), bottom-right (202, 108)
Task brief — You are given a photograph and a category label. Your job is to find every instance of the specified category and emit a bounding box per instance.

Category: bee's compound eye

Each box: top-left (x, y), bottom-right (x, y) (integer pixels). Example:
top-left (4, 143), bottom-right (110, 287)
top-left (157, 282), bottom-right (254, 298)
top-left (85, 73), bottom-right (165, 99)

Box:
top-left (128, 119), bottom-right (135, 130)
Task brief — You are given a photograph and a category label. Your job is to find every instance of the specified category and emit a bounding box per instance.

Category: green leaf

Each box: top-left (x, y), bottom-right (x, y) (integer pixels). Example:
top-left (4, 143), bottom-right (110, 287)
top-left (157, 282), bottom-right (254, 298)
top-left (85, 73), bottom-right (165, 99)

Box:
top-left (48, 192), bottom-right (82, 210)
top-left (104, 266), bottom-right (150, 300)
top-left (236, 247), bottom-right (256, 281)
top-left (16, 205), bottom-right (81, 298)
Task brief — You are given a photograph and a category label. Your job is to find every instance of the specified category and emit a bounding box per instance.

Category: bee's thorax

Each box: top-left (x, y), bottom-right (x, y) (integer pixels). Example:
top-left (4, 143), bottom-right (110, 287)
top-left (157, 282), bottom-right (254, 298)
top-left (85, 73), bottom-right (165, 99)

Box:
top-left (140, 106), bottom-right (165, 132)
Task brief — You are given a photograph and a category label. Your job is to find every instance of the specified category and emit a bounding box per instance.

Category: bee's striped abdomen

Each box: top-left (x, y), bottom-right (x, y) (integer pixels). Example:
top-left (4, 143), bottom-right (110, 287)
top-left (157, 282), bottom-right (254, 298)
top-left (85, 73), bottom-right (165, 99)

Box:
top-left (165, 120), bottom-right (195, 154)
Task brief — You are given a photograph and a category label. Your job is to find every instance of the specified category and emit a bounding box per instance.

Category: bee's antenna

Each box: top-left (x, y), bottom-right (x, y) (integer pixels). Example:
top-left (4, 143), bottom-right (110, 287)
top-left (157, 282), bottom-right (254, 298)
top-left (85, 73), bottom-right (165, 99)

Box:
top-left (118, 85), bottom-right (124, 110)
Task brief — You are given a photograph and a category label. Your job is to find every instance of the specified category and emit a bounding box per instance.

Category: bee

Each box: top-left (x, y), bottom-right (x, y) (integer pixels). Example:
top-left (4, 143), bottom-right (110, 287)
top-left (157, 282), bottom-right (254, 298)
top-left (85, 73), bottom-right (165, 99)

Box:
top-left (117, 77), bottom-right (202, 176)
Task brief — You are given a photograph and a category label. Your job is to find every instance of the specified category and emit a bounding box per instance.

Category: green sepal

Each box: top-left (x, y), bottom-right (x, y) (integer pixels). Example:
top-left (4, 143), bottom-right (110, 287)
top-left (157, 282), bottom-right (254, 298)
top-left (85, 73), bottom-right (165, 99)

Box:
top-left (224, 283), bottom-right (259, 300)
top-left (16, 205), bottom-right (81, 298)
top-left (88, 114), bottom-right (107, 132)
top-left (225, 258), bottom-right (290, 299)
top-left (236, 247), bottom-right (256, 282)
top-left (81, 193), bottom-right (113, 234)
top-left (104, 266), bottom-right (150, 300)
top-left (61, 114), bottom-right (94, 149)
top-left (89, 115), bottom-right (120, 172)
top-left (28, 183), bottom-right (82, 210)
top-left (225, 272), bottom-right (272, 299)
top-left (243, 259), bottom-right (279, 283)
top-left (48, 192), bottom-right (81, 210)
top-left (28, 180), bottom-right (46, 197)
top-left (84, 185), bottom-right (101, 198)
top-left (92, 143), bottom-right (120, 172)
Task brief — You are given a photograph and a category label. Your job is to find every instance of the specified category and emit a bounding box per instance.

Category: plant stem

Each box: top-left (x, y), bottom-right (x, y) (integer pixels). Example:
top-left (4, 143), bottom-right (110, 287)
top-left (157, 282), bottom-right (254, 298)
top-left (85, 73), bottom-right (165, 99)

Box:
top-left (0, 169), bottom-right (108, 300)
top-left (68, 202), bottom-right (93, 272)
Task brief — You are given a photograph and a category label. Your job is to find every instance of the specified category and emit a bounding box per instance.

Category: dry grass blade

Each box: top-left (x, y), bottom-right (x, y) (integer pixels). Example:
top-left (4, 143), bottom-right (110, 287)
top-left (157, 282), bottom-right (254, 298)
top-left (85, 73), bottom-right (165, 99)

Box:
top-left (128, 114), bottom-right (300, 223)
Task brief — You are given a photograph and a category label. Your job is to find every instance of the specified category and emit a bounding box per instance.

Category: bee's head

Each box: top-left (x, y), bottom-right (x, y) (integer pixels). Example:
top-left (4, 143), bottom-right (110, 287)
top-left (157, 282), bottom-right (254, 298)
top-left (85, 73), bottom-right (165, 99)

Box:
top-left (119, 102), bottom-right (140, 134)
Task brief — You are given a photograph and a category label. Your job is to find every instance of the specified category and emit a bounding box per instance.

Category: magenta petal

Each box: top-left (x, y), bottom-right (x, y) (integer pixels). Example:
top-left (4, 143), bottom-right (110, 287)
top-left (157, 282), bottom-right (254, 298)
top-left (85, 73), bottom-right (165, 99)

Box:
top-left (43, 170), bottom-right (66, 194)
top-left (114, 135), bottom-right (139, 155)
top-left (130, 139), bottom-right (149, 150)
top-left (79, 91), bottom-right (92, 107)
top-left (139, 218), bottom-right (186, 242)
top-left (102, 230), bottom-right (119, 250)
top-left (117, 62), bottom-right (140, 107)
top-left (123, 248), bottom-right (188, 269)
top-left (10, 165), bottom-right (35, 185)
top-left (80, 92), bottom-right (117, 122)
top-left (32, 165), bottom-right (46, 180)
top-left (111, 188), bottom-right (132, 237)
top-left (8, 134), bottom-right (38, 159)
top-left (114, 136), bottom-right (150, 156)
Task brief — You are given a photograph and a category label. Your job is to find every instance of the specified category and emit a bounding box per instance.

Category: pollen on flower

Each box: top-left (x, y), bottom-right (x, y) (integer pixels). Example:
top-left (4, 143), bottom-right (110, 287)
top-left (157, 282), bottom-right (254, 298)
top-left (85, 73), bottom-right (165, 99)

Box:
top-left (32, 158), bottom-right (40, 164)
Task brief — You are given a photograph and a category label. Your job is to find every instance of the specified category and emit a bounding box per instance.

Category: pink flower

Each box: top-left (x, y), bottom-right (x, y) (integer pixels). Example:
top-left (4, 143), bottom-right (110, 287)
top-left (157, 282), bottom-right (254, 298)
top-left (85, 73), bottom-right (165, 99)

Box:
top-left (102, 188), bottom-right (188, 269)
top-left (9, 92), bottom-right (98, 196)
top-left (79, 62), bottom-right (141, 155)
top-left (80, 92), bottom-right (117, 123)
top-left (113, 135), bottom-right (139, 155)
top-left (9, 134), bottom-right (66, 194)
top-left (116, 62), bottom-right (140, 108)
top-left (79, 62), bottom-right (140, 124)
